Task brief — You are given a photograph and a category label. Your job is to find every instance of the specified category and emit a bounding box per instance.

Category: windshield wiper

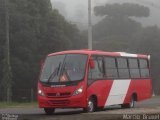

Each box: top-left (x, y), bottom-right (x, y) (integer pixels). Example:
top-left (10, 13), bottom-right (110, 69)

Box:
top-left (59, 62), bottom-right (71, 82)
top-left (47, 62), bottom-right (61, 83)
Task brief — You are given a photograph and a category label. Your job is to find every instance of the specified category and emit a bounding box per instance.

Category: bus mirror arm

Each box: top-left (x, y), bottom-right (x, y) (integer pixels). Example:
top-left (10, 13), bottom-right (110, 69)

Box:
top-left (89, 58), bottom-right (95, 69)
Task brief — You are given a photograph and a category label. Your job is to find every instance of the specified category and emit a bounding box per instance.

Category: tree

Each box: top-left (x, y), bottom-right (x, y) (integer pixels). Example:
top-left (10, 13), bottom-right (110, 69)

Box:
top-left (93, 3), bottom-right (149, 51)
top-left (0, 0), bottom-right (87, 101)
top-left (0, 0), bottom-right (13, 102)
top-left (94, 3), bottom-right (149, 17)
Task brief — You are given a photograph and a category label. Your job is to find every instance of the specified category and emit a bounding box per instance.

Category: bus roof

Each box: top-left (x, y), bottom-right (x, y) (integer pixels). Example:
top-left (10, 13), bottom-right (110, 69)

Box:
top-left (48, 50), bottom-right (149, 59)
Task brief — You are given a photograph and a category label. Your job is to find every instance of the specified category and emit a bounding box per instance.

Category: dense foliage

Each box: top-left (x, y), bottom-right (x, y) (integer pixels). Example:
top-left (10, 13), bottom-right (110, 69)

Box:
top-left (0, 0), bottom-right (87, 101)
top-left (94, 3), bottom-right (150, 17)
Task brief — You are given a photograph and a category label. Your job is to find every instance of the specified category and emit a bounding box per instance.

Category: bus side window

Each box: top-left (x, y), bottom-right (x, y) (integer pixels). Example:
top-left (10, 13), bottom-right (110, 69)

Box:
top-left (128, 58), bottom-right (140, 78)
top-left (104, 57), bottom-right (118, 79)
top-left (117, 58), bottom-right (130, 79)
top-left (139, 59), bottom-right (150, 78)
top-left (88, 57), bottom-right (104, 81)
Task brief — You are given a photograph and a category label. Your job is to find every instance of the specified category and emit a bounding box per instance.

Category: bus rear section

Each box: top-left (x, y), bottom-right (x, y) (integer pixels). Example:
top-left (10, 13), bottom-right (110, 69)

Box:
top-left (37, 50), bottom-right (152, 114)
top-left (87, 52), bottom-right (152, 110)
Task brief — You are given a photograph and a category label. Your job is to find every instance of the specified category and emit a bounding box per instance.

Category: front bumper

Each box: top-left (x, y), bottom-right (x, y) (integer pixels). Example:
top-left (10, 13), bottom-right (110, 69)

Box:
top-left (38, 95), bottom-right (86, 108)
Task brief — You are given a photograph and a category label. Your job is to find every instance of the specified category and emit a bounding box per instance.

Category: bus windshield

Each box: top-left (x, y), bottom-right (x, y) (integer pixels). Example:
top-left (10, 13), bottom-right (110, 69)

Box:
top-left (40, 54), bottom-right (88, 83)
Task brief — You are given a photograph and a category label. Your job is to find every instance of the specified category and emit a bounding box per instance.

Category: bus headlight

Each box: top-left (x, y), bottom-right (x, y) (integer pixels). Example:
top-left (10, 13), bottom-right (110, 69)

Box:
top-left (38, 89), bottom-right (45, 97)
top-left (73, 86), bottom-right (83, 95)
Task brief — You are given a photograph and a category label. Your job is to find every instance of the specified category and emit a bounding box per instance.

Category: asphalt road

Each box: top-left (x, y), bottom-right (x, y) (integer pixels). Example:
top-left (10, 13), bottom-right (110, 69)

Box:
top-left (0, 97), bottom-right (160, 120)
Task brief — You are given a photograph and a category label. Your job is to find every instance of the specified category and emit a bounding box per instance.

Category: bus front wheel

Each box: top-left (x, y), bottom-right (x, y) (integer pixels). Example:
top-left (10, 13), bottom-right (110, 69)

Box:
top-left (83, 97), bottom-right (96, 112)
top-left (44, 108), bottom-right (55, 115)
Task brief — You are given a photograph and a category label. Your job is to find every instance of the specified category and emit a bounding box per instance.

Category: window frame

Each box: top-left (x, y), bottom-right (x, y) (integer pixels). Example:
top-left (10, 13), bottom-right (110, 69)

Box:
top-left (128, 58), bottom-right (140, 79)
top-left (138, 58), bottom-right (150, 78)
top-left (88, 55), bottom-right (151, 81)
top-left (104, 56), bottom-right (119, 79)
top-left (116, 57), bottom-right (130, 79)
top-left (88, 55), bottom-right (105, 81)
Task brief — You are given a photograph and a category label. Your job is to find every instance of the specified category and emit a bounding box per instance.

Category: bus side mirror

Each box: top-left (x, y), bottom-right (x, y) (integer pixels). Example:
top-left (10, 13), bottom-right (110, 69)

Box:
top-left (89, 58), bottom-right (95, 69)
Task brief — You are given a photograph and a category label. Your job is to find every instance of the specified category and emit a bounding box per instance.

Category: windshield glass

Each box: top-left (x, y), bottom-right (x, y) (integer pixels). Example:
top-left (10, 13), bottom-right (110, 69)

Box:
top-left (40, 55), bottom-right (65, 82)
top-left (40, 54), bottom-right (88, 83)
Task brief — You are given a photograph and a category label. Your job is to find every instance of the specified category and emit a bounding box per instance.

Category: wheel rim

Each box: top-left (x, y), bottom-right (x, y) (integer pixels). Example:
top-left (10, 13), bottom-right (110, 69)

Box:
top-left (88, 100), bottom-right (94, 112)
top-left (130, 97), bottom-right (134, 108)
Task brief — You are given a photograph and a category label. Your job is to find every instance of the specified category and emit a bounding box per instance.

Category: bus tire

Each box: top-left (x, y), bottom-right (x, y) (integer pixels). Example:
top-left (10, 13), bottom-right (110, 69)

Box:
top-left (44, 108), bottom-right (55, 115)
top-left (129, 95), bottom-right (135, 108)
top-left (121, 95), bottom-right (135, 108)
top-left (88, 97), bottom-right (97, 112)
top-left (83, 97), bottom-right (96, 112)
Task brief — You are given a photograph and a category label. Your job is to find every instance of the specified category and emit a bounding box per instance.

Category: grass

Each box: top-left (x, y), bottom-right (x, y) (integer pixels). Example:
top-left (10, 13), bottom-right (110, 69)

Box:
top-left (0, 101), bottom-right (38, 108)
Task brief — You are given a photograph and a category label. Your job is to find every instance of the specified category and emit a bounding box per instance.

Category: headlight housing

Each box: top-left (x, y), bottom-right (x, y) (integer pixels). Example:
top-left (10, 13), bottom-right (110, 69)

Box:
top-left (38, 89), bottom-right (45, 97)
top-left (73, 86), bottom-right (83, 95)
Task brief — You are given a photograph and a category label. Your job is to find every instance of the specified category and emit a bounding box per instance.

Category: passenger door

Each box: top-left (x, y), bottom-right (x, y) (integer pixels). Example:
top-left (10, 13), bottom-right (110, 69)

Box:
top-left (87, 56), bottom-right (109, 107)
top-left (88, 56), bottom-right (104, 85)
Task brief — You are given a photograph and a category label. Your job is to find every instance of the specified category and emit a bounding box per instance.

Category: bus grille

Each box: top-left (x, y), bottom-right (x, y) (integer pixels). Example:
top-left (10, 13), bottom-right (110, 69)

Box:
top-left (47, 92), bottom-right (71, 98)
top-left (48, 100), bottom-right (70, 106)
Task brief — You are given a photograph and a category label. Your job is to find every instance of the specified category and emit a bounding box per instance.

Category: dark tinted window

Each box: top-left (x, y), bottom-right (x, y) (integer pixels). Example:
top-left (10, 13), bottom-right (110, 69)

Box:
top-left (117, 58), bottom-right (128, 68)
top-left (118, 69), bottom-right (130, 78)
top-left (117, 58), bottom-right (129, 78)
top-left (129, 58), bottom-right (140, 78)
top-left (139, 59), bottom-right (150, 78)
top-left (140, 69), bottom-right (150, 78)
top-left (104, 57), bottom-right (118, 78)
top-left (105, 57), bottom-right (116, 68)
top-left (139, 59), bottom-right (148, 68)
top-left (129, 59), bottom-right (138, 68)
top-left (130, 69), bottom-right (140, 78)
top-left (105, 69), bottom-right (118, 78)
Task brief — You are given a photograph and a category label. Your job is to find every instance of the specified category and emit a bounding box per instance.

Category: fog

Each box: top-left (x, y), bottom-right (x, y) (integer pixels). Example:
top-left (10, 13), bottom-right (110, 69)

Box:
top-left (51, 0), bottom-right (109, 29)
top-left (51, 0), bottom-right (160, 30)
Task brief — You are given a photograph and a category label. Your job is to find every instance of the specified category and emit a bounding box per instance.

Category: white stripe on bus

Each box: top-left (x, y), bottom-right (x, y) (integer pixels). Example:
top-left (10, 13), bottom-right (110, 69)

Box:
top-left (118, 52), bottom-right (138, 57)
top-left (104, 79), bottom-right (131, 107)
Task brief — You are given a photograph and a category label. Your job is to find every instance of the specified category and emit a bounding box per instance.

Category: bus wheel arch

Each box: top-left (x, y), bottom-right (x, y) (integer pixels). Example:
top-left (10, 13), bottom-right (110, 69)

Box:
top-left (130, 92), bottom-right (137, 108)
top-left (122, 92), bottom-right (137, 108)
top-left (84, 95), bottom-right (97, 112)
top-left (132, 92), bottom-right (138, 102)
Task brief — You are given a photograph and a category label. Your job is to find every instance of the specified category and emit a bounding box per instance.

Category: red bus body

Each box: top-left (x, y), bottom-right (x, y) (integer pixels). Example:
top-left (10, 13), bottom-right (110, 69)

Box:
top-left (38, 50), bottom-right (152, 110)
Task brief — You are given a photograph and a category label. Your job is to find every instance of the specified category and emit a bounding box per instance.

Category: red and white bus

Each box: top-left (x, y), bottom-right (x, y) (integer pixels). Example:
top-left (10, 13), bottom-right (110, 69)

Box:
top-left (38, 50), bottom-right (152, 114)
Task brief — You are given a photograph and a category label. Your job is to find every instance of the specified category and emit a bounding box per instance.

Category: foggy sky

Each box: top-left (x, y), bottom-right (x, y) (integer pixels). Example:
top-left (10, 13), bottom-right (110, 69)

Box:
top-left (51, 0), bottom-right (108, 23)
top-left (51, 0), bottom-right (160, 29)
